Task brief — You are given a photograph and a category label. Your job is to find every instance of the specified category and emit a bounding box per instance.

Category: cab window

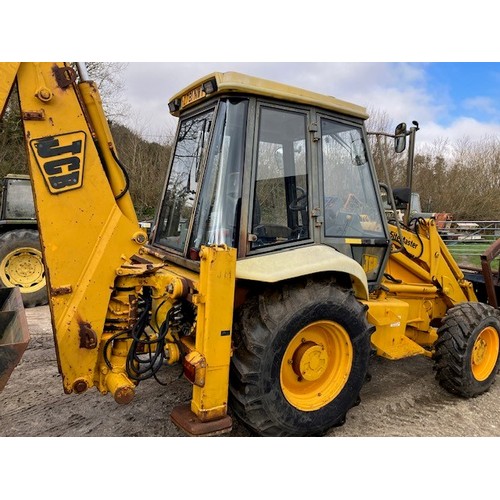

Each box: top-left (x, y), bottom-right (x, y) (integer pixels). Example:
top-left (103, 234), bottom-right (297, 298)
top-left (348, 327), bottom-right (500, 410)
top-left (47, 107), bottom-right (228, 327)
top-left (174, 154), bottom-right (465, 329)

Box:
top-left (251, 107), bottom-right (309, 249)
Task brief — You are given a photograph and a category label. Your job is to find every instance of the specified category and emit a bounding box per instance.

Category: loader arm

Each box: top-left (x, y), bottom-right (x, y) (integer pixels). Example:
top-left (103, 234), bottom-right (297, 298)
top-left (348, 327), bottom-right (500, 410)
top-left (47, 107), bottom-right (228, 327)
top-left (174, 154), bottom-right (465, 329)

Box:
top-left (365, 218), bottom-right (478, 360)
top-left (385, 219), bottom-right (475, 305)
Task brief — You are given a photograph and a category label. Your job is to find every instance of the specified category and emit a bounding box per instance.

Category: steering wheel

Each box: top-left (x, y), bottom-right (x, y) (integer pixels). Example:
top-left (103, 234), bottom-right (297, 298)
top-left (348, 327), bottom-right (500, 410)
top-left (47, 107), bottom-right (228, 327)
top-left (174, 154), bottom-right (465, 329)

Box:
top-left (289, 186), bottom-right (308, 211)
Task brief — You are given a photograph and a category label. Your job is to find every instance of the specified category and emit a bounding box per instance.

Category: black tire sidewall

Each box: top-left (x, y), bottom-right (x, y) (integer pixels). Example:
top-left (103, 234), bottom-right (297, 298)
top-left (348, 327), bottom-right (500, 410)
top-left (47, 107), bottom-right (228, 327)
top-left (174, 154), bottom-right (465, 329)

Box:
top-left (260, 298), bottom-right (370, 435)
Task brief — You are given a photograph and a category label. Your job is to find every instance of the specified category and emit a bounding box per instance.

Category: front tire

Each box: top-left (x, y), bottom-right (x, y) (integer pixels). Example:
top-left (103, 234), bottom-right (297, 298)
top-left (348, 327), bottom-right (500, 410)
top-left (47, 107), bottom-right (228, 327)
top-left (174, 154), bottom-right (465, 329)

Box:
top-left (229, 277), bottom-right (372, 436)
top-left (434, 302), bottom-right (500, 397)
top-left (0, 229), bottom-right (47, 308)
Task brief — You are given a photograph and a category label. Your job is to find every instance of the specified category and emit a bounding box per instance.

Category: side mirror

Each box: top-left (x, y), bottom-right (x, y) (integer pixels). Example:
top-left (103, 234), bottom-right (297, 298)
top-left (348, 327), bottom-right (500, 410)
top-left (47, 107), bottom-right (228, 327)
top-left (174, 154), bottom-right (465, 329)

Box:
top-left (394, 122), bottom-right (407, 153)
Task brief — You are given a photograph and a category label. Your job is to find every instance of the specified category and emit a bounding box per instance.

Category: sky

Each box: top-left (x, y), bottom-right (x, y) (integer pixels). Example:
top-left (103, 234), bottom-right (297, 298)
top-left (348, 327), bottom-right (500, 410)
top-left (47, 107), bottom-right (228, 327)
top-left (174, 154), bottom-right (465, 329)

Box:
top-left (120, 62), bottom-right (500, 150)
top-left (7, 2), bottom-right (499, 156)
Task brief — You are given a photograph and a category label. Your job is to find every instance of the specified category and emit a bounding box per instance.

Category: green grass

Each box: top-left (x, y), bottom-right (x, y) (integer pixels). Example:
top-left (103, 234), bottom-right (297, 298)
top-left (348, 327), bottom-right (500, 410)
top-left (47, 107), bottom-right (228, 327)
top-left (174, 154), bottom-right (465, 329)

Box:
top-left (446, 241), bottom-right (500, 268)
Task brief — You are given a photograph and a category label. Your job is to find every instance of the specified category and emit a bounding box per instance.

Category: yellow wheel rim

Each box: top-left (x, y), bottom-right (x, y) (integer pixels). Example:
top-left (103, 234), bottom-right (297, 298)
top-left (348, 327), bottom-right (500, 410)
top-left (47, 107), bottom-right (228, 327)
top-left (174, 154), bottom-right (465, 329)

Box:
top-left (0, 247), bottom-right (45, 293)
top-left (471, 326), bottom-right (499, 382)
top-left (280, 320), bottom-right (353, 412)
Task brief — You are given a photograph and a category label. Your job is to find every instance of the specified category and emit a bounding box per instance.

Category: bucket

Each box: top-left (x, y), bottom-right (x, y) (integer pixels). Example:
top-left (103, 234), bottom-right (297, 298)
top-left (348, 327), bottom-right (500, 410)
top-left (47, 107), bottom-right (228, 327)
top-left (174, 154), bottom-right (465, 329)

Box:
top-left (0, 287), bottom-right (30, 391)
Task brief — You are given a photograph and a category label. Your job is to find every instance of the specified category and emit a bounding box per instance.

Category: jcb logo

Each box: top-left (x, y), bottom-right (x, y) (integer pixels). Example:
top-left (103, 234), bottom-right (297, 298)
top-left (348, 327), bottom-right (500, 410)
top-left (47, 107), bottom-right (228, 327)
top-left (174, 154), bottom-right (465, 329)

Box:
top-left (30, 132), bottom-right (86, 193)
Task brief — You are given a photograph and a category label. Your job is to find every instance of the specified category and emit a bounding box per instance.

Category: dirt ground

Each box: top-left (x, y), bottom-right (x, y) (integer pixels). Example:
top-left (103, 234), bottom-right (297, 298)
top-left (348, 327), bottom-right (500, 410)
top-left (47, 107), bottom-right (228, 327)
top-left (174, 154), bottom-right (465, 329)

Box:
top-left (1, 305), bottom-right (500, 438)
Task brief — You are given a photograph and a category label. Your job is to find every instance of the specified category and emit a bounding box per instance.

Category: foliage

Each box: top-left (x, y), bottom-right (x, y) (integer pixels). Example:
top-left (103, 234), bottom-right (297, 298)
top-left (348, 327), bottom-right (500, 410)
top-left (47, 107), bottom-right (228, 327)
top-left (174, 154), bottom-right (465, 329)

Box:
top-left (0, 88), bottom-right (27, 181)
top-left (367, 109), bottom-right (500, 221)
top-left (110, 123), bottom-right (172, 219)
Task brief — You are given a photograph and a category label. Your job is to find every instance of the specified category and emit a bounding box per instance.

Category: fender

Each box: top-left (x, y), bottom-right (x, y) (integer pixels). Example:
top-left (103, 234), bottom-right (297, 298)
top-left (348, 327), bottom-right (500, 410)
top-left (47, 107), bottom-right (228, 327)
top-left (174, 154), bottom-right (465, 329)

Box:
top-left (236, 244), bottom-right (369, 299)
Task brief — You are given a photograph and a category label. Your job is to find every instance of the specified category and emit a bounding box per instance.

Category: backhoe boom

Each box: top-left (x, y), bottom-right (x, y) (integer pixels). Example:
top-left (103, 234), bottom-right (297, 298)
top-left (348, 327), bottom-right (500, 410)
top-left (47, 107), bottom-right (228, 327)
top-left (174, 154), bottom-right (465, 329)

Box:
top-left (6, 62), bottom-right (146, 394)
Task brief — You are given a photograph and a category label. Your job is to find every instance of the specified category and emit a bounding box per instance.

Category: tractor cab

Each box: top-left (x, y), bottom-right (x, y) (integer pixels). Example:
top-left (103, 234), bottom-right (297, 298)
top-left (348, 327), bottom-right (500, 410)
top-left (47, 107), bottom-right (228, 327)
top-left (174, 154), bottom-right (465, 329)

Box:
top-left (153, 72), bottom-right (391, 288)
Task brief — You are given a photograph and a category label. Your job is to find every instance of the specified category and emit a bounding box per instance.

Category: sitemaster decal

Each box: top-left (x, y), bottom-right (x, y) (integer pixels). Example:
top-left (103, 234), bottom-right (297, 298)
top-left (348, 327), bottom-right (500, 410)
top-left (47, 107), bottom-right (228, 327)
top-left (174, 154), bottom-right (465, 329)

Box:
top-left (30, 131), bottom-right (86, 194)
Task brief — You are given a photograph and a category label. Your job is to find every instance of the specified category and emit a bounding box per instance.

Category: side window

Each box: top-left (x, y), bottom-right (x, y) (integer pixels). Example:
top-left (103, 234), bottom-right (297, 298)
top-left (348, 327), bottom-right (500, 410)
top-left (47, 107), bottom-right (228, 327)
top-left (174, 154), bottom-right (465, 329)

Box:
top-left (4, 179), bottom-right (36, 219)
top-left (251, 107), bottom-right (309, 249)
top-left (321, 118), bottom-right (384, 239)
top-left (189, 99), bottom-right (248, 254)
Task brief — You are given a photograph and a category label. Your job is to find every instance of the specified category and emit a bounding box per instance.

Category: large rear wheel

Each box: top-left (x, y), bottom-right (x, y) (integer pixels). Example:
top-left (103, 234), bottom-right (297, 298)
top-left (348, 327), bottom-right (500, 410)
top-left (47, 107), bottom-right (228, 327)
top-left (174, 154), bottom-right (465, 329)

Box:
top-left (434, 302), bottom-right (500, 397)
top-left (0, 229), bottom-right (47, 308)
top-left (229, 277), bottom-right (372, 436)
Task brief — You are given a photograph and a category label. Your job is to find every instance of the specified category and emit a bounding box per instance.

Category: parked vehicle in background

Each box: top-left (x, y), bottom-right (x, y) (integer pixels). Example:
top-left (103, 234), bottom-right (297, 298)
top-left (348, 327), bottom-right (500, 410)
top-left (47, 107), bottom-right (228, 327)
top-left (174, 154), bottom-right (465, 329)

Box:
top-left (0, 174), bottom-right (47, 308)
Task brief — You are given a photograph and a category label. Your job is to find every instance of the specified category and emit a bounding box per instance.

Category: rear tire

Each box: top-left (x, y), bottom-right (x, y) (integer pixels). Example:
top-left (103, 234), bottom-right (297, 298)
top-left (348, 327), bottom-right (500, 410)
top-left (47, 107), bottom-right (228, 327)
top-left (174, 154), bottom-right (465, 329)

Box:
top-left (434, 302), bottom-right (500, 397)
top-left (229, 277), bottom-right (372, 436)
top-left (0, 229), bottom-right (47, 308)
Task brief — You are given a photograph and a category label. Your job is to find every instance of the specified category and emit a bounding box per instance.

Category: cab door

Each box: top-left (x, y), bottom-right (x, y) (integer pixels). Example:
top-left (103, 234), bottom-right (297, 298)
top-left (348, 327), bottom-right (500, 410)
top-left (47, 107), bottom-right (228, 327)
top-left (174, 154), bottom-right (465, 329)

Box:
top-left (317, 114), bottom-right (390, 286)
top-left (247, 103), bottom-right (314, 253)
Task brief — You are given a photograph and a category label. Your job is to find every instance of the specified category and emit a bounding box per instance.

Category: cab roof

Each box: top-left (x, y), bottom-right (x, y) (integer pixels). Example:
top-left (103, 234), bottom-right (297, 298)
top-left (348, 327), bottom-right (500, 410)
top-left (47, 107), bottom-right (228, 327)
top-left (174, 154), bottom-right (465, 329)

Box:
top-left (168, 71), bottom-right (369, 120)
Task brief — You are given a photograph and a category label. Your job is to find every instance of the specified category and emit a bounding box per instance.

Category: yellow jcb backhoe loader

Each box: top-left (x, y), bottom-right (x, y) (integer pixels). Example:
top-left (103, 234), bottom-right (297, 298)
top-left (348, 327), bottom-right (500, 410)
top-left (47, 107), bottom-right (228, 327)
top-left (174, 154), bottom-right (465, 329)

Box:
top-left (0, 63), bottom-right (499, 436)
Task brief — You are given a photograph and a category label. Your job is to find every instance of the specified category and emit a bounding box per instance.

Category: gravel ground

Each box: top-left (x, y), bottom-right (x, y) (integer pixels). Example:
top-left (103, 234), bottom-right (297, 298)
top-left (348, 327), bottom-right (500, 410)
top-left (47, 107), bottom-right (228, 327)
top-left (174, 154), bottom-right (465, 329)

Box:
top-left (1, 304), bottom-right (499, 438)
top-left (1, 304), bottom-right (498, 499)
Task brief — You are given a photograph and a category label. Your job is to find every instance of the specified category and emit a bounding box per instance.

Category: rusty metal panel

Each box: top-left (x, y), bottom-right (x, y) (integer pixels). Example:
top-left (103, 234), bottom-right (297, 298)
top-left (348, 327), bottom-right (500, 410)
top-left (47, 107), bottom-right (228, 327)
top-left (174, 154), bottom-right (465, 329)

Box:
top-left (0, 287), bottom-right (30, 391)
top-left (479, 239), bottom-right (500, 308)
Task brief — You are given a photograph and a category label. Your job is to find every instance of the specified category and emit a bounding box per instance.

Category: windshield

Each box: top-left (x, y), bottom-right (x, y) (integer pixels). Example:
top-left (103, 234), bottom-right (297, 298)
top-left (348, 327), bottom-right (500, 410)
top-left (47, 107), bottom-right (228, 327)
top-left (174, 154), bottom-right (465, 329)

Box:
top-left (154, 99), bottom-right (248, 257)
top-left (189, 99), bottom-right (248, 253)
top-left (154, 108), bottom-right (214, 252)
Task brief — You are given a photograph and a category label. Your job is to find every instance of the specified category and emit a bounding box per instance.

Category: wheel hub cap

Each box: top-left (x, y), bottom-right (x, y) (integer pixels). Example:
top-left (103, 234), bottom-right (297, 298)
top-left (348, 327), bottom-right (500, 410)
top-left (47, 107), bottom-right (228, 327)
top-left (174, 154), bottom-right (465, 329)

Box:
top-left (8, 254), bottom-right (42, 283)
top-left (472, 338), bottom-right (487, 365)
top-left (280, 320), bottom-right (353, 412)
top-left (0, 247), bottom-right (45, 292)
top-left (292, 341), bottom-right (328, 381)
top-left (471, 326), bottom-right (499, 381)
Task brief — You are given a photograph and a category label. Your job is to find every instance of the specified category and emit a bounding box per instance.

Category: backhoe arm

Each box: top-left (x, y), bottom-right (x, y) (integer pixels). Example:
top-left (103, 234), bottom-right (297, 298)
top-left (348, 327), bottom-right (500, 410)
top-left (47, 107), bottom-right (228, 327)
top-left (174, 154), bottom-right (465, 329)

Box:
top-left (1, 64), bottom-right (237, 434)
top-left (2, 62), bottom-right (147, 395)
top-left (0, 63), bottom-right (20, 118)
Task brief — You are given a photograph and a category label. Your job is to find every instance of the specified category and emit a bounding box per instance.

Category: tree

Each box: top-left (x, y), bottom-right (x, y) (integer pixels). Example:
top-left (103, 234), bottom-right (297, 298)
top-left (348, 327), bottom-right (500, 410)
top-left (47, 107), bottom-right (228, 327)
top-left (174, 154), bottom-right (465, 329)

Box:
top-left (79, 62), bottom-right (128, 119)
top-left (110, 122), bottom-right (173, 219)
top-left (0, 87), bottom-right (26, 180)
top-left (366, 108), bottom-right (407, 189)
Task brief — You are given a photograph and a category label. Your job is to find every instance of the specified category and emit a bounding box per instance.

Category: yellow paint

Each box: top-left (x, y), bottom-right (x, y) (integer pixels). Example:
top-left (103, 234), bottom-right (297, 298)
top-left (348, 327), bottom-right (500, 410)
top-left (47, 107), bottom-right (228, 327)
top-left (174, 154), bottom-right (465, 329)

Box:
top-left (0, 247), bottom-right (45, 293)
top-left (190, 245), bottom-right (237, 422)
top-left (364, 297), bottom-right (427, 359)
top-left (0, 63), bottom-right (20, 116)
top-left (362, 254), bottom-right (378, 274)
top-left (169, 72), bottom-right (368, 119)
top-left (363, 218), bottom-right (480, 361)
top-left (471, 326), bottom-right (499, 381)
top-left (12, 62), bottom-right (145, 394)
top-left (280, 320), bottom-right (353, 411)
top-left (387, 220), bottom-right (476, 304)
top-left (3, 62), bottom-right (490, 429)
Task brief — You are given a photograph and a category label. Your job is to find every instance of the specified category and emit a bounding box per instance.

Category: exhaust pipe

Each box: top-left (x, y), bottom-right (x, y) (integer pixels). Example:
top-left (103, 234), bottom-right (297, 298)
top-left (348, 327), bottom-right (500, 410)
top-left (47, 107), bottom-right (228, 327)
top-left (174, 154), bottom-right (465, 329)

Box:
top-left (0, 287), bottom-right (30, 391)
